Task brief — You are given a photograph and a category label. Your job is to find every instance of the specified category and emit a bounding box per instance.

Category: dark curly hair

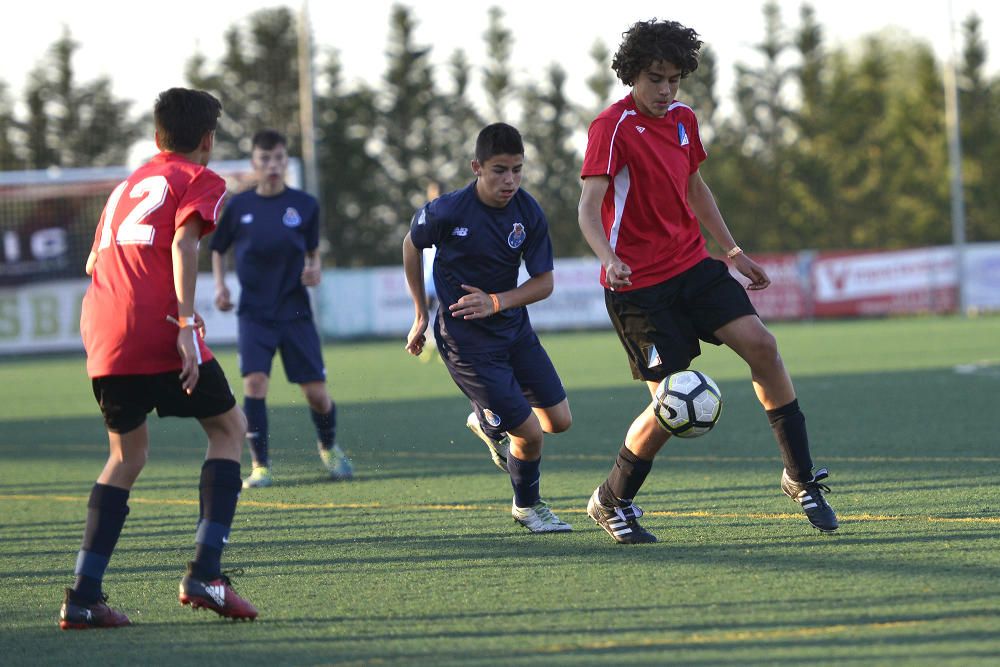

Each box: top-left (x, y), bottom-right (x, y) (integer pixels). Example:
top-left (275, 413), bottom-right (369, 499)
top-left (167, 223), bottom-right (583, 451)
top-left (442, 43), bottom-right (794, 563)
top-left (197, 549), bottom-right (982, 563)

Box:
top-left (612, 20), bottom-right (703, 86)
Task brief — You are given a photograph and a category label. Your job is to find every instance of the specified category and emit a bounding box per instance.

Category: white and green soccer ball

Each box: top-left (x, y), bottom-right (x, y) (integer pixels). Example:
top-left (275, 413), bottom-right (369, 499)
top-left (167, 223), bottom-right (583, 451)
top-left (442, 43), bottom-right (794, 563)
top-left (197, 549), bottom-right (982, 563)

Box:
top-left (653, 370), bottom-right (722, 438)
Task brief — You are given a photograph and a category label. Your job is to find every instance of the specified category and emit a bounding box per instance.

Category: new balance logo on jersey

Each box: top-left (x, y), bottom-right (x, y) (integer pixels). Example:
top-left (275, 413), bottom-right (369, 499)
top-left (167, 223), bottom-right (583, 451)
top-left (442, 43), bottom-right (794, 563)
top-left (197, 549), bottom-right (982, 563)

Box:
top-left (240, 214), bottom-right (254, 224)
top-left (452, 227), bottom-right (468, 237)
top-left (678, 122), bottom-right (690, 146)
top-left (636, 126), bottom-right (646, 134)
top-left (205, 584), bottom-right (226, 607)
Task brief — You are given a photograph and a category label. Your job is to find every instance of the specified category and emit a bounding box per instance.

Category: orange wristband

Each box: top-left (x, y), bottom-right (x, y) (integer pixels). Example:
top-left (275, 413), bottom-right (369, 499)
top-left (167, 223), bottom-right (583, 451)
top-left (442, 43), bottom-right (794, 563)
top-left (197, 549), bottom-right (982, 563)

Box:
top-left (177, 316), bottom-right (195, 329)
top-left (726, 246), bottom-right (743, 259)
top-left (489, 293), bottom-right (501, 314)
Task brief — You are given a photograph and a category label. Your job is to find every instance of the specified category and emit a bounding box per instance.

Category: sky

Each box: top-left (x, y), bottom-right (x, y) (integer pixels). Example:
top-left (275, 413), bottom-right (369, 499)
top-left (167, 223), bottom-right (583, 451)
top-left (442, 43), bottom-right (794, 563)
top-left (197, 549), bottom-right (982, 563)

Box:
top-left (1, 0), bottom-right (996, 122)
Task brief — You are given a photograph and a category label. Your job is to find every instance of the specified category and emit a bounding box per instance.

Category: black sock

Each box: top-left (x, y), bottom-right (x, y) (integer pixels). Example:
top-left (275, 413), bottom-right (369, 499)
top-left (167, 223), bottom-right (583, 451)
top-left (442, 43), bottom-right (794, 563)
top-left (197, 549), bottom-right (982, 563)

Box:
top-left (507, 453), bottom-right (541, 508)
top-left (599, 444), bottom-right (653, 506)
top-left (193, 459), bottom-right (242, 580)
top-left (73, 483), bottom-right (130, 602)
top-left (244, 397), bottom-right (269, 466)
top-left (767, 399), bottom-right (813, 482)
top-left (311, 403), bottom-right (337, 450)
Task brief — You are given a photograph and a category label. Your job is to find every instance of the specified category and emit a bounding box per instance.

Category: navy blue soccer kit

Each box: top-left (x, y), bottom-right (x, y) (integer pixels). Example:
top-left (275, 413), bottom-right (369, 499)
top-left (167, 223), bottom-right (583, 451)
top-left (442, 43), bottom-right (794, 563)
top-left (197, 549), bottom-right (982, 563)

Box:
top-left (211, 187), bottom-right (326, 382)
top-left (408, 181), bottom-right (566, 436)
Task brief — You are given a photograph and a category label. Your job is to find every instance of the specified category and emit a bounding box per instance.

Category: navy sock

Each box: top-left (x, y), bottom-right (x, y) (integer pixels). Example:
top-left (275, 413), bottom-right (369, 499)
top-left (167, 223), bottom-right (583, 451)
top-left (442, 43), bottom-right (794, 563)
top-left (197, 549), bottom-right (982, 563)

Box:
top-left (311, 403), bottom-right (337, 450)
top-left (507, 453), bottom-right (541, 508)
top-left (600, 444), bottom-right (653, 507)
top-left (193, 459), bottom-right (242, 580)
top-left (766, 399), bottom-right (813, 482)
top-left (244, 397), bottom-right (269, 466)
top-left (73, 483), bottom-right (130, 602)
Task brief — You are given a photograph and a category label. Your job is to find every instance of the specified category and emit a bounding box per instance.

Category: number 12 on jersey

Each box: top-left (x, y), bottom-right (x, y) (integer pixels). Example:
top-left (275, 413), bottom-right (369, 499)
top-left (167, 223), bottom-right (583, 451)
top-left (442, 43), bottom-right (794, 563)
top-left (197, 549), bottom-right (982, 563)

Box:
top-left (97, 175), bottom-right (169, 250)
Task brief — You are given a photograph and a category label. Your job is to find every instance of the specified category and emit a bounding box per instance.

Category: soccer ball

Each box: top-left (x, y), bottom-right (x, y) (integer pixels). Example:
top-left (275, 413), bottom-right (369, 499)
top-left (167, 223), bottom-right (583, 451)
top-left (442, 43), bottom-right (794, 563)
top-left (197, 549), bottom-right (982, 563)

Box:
top-left (653, 370), bottom-right (722, 438)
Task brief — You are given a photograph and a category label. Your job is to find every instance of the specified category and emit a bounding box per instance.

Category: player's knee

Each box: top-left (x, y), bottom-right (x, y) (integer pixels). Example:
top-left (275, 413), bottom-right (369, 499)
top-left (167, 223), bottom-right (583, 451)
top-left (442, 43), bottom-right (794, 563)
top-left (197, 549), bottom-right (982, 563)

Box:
top-left (547, 411), bottom-right (572, 434)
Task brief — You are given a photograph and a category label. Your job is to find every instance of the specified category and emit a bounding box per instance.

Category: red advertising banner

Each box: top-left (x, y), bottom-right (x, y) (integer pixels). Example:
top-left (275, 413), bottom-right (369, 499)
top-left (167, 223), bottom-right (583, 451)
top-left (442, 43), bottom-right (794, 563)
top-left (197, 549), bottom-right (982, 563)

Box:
top-left (725, 252), bottom-right (810, 320)
top-left (811, 247), bottom-right (957, 317)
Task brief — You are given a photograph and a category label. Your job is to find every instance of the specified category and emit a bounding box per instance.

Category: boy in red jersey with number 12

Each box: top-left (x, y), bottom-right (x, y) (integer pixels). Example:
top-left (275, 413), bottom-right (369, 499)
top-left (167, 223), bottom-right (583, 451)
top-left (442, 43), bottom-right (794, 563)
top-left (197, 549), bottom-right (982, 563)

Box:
top-left (60, 88), bottom-right (257, 630)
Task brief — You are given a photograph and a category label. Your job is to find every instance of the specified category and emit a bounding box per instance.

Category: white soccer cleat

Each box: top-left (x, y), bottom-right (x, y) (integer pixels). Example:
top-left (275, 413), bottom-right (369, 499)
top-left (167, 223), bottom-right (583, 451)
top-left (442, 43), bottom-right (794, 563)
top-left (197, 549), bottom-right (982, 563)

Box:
top-left (466, 412), bottom-right (509, 472)
top-left (319, 444), bottom-right (353, 481)
top-left (511, 499), bottom-right (573, 533)
top-left (242, 466), bottom-right (273, 489)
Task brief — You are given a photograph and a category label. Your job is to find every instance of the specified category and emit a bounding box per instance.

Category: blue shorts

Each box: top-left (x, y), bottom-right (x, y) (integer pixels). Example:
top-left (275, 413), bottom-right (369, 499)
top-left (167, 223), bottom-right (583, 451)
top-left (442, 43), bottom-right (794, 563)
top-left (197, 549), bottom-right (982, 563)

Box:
top-left (238, 316), bottom-right (326, 384)
top-left (440, 331), bottom-right (566, 438)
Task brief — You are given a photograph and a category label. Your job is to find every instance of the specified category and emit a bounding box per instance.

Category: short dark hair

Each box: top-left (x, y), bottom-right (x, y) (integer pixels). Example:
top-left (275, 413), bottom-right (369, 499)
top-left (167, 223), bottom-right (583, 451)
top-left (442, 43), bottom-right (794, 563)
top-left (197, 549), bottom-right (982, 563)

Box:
top-left (153, 88), bottom-right (222, 153)
top-left (475, 123), bottom-right (524, 163)
top-left (251, 129), bottom-right (287, 151)
top-left (612, 20), bottom-right (703, 86)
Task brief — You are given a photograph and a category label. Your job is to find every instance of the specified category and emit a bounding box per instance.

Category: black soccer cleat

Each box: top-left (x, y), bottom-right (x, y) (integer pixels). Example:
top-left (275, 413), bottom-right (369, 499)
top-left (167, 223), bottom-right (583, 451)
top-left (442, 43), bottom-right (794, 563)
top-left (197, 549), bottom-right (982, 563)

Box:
top-left (587, 488), bottom-right (658, 544)
top-left (179, 563), bottom-right (258, 620)
top-left (781, 467), bottom-right (839, 533)
top-left (59, 588), bottom-right (131, 630)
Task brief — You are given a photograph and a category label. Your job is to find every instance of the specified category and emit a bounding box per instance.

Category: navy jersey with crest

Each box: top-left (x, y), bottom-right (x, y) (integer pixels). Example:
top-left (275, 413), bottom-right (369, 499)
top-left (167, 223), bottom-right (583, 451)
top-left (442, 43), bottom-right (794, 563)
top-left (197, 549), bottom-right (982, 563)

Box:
top-left (409, 181), bottom-right (554, 352)
top-left (211, 187), bottom-right (319, 321)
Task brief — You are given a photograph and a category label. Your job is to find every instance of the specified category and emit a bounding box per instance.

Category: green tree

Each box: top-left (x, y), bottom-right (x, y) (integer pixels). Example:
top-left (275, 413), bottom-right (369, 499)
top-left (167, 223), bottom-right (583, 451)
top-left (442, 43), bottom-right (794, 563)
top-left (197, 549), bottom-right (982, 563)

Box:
top-left (314, 52), bottom-right (385, 267)
top-left (20, 30), bottom-right (140, 168)
top-left (520, 64), bottom-right (586, 256)
top-left (482, 7), bottom-right (515, 121)
top-left (433, 49), bottom-right (485, 190)
top-left (958, 14), bottom-right (999, 242)
top-left (186, 7), bottom-right (301, 158)
top-left (367, 4), bottom-right (444, 264)
top-left (0, 82), bottom-right (24, 170)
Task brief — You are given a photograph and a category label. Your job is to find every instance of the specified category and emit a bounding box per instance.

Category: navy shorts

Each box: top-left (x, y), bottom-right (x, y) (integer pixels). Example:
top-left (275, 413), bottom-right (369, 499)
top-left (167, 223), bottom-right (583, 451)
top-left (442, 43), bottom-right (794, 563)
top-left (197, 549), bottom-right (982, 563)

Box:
top-left (238, 316), bottom-right (326, 383)
top-left (439, 331), bottom-right (566, 439)
top-left (606, 257), bottom-right (758, 381)
top-left (91, 358), bottom-right (237, 434)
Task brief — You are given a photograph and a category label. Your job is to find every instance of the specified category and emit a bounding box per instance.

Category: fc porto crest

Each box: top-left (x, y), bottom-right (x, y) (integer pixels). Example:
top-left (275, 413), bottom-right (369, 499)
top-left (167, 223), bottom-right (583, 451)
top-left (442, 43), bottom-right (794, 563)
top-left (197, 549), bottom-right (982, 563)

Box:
top-left (507, 222), bottom-right (526, 249)
top-left (282, 207), bottom-right (302, 228)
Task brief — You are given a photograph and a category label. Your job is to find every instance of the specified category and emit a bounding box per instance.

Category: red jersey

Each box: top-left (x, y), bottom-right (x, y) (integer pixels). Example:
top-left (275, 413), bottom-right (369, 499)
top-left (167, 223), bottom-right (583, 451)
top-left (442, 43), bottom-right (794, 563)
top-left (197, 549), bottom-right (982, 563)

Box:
top-left (81, 152), bottom-right (225, 377)
top-left (581, 94), bottom-right (709, 290)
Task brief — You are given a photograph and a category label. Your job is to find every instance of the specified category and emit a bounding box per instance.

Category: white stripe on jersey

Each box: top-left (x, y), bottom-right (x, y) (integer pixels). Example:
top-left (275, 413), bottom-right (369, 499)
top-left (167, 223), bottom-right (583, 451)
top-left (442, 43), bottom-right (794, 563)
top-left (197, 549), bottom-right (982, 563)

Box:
top-left (604, 109), bottom-right (637, 174)
top-left (609, 166), bottom-right (630, 251)
top-left (193, 329), bottom-right (203, 365)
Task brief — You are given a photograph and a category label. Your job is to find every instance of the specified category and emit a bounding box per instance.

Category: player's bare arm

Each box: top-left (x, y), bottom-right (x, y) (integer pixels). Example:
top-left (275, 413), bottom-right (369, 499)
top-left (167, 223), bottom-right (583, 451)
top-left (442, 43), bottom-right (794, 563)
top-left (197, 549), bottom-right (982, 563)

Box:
top-left (578, 175), bottom-right (632, 289)
top-left (211, 250), bottom-right (233, 311)
top-left (301, 249), bottom-right (322, 287)
top-left (85, 251), bottom-right (97, 276)
top-left (402, 232), bottom-right (429, 355)
top-left (450, 272), bottom-right (553, 320)
top-left (687, 170), bottom-right (770, 290)
top-left (173, 215), bottom-right (205, 393)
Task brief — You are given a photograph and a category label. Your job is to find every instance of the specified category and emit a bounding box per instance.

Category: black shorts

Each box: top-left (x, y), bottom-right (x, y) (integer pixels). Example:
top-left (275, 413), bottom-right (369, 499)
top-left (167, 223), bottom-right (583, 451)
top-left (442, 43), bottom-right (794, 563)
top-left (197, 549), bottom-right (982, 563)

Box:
top-left (605, 258), bottom-right (757, 381)
top-left (91, 358), bottom-right (237, 434)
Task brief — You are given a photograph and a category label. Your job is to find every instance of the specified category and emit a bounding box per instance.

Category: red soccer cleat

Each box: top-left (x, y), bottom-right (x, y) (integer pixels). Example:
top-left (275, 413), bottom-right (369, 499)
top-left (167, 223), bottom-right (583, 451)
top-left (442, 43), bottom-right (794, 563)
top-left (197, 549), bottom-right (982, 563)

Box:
top-left (59, 588), bottom-right (132, 630)
top-left (179, 564), bottom-right (258, 620)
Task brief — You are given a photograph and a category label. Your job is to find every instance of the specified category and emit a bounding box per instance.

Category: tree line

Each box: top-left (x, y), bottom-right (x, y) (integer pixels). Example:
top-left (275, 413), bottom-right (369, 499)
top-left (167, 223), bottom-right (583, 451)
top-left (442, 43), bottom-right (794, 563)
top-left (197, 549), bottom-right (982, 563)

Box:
top-left (0, 3), bottom-right (996, 268)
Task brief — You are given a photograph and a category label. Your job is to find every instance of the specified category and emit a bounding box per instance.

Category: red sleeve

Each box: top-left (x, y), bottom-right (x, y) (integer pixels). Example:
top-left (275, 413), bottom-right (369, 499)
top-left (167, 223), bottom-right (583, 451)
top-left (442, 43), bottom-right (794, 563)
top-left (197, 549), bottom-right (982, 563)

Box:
top-left (175, 169), bottom-right (226, 238)
top-left (581, 117), bottom-right (620, 179)
top-left (687, 111), bottom-right (708, 174)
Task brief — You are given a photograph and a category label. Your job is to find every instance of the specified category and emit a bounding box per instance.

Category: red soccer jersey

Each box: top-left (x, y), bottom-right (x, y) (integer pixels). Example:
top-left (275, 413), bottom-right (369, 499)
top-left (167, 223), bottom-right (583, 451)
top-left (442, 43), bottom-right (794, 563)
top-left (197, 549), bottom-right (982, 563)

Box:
top-left (81, 152), bottom-right (225, 377)
top-left (581, 94), bottom-right (710, 290)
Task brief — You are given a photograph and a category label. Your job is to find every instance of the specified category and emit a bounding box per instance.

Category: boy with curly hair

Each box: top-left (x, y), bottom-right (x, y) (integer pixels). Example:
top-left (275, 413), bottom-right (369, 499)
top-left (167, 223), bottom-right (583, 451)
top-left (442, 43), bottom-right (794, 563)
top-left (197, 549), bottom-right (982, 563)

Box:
top-left (578, 20), bottom-right (839, 544)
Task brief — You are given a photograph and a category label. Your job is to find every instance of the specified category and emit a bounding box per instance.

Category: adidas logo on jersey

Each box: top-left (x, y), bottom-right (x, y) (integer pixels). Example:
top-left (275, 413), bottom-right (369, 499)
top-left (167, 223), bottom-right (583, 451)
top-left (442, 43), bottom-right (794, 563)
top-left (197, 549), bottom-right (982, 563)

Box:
top-left (636, 126), bottom-right (646, 134)
top-left (205, 584), bottom-right (226, 607)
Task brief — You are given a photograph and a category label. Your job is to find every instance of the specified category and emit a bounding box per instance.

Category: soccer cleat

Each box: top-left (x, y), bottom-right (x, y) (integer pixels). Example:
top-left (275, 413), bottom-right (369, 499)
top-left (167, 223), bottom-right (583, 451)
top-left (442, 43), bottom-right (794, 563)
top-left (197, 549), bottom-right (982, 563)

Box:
top-left (781, 467), bottom-right (839, 533)
top-left (242, 465), bottom-right (273, 489)
top-left (59, 588), bottom-right (131, 630)
top-left (466, 412), bottom-right (509, 472)
top-left (511, 499), bottom-right (573, 533)
top-left (319, 443), bottom-right (353, 481)
top-left (179, 564), bottom-right (258, 620)
top-left (587, 488), bottom-right (658, 544)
